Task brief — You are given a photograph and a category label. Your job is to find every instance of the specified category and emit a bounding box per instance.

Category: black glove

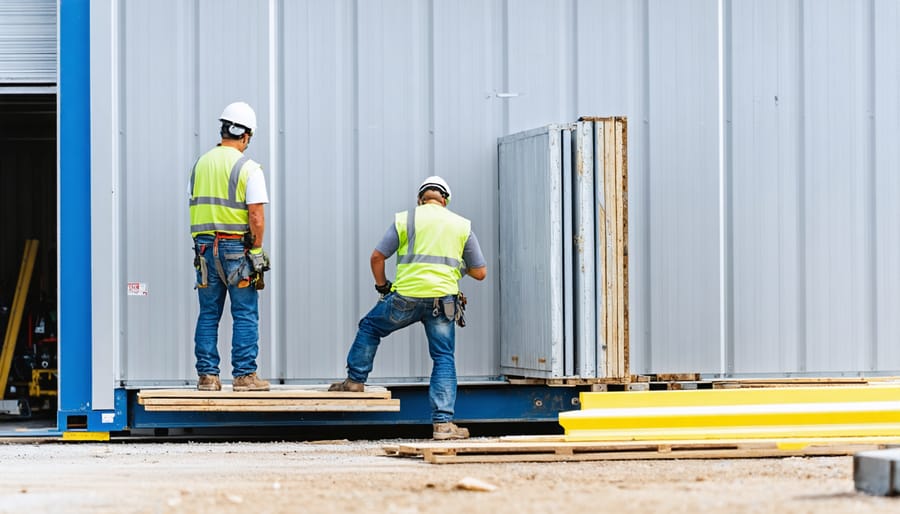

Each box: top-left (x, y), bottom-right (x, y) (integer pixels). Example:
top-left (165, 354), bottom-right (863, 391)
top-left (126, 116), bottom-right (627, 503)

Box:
top-left (248, 247), bottom-right (270, 273)
top-left (375, 280), bottom-right (393, 295)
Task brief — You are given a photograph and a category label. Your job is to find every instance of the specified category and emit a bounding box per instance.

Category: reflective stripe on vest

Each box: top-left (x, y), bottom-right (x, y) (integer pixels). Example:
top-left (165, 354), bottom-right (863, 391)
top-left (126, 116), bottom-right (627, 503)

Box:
top-left (189, 147), bottom-right (252, 236)
top-left (394, 204), bottom-right (470, 298)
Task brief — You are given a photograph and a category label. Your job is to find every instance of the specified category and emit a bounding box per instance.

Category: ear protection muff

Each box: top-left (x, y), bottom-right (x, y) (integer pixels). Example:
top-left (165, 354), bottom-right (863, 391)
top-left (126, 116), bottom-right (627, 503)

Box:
top-left (227, 122), bottom-right (247, 137)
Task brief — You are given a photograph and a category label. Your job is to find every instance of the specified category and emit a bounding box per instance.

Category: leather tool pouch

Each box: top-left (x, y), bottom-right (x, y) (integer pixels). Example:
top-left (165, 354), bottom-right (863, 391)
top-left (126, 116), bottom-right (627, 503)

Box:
top-left (455, 291), bottom-right (467, 328)
top-left (441, 297), bottom-right (456, 321)
top-left (193, 243), bottom-right (208, 288)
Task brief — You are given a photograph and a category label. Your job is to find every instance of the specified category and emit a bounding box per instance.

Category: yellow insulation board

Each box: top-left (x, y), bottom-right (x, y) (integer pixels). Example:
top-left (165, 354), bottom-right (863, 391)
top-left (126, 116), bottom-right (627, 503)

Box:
top-left (579, 385), bottom-right (900, 410)
top-left (563, 386), bottom-right (900, 441)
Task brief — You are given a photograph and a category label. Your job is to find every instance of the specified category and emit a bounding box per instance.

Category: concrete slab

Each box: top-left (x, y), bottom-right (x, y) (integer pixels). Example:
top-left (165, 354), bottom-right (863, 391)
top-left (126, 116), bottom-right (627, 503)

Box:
top-left (854, 448), bottom-right (900, 496)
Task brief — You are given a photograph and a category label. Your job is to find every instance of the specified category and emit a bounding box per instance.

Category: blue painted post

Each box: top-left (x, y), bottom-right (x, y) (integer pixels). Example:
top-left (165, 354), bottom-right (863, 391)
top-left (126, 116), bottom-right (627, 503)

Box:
top-left (57, 0), bottom-right (93, 431)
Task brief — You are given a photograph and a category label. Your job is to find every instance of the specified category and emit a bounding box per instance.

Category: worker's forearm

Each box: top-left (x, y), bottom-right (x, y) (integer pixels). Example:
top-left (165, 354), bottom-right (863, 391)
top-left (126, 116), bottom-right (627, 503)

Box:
top-left (370, 251), bottom-right (387, 285)
top-left (248, 204), bottom-right (265, 248)
top-left (466, 266), bottom-right (487, 281)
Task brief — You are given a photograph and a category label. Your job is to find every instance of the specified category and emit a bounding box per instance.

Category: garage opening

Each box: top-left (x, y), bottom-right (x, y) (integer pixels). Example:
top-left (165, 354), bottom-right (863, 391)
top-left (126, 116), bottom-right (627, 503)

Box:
top-left (0, 93), bottom-right (57, 417)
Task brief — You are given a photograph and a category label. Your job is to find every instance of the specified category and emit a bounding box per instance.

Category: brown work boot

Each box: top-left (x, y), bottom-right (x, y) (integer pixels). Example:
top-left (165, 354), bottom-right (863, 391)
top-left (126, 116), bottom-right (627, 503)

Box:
top-left (433, 422), bottom-right (469, 440)
top-left (232, 372), bottom-right (270, 392)
top-left (197, 375), bottom-right (221, 391)
top-left (328, 378), bottom-right (365, 392)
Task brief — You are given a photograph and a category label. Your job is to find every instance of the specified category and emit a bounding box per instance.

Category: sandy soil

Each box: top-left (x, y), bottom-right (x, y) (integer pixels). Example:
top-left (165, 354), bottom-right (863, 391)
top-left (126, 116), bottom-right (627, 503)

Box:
top-left (0, 438), bottom-right (896, 514)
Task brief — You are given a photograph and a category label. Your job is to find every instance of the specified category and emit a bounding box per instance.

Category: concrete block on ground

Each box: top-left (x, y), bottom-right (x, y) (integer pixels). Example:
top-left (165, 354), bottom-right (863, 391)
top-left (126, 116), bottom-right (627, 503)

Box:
top-left (854, 449), bottom-right (900, 496)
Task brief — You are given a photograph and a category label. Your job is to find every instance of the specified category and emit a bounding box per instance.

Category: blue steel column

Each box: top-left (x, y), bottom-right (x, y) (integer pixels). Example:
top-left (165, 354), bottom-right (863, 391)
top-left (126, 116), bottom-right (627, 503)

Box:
top-left (57, 0), bottom-right (93, 430)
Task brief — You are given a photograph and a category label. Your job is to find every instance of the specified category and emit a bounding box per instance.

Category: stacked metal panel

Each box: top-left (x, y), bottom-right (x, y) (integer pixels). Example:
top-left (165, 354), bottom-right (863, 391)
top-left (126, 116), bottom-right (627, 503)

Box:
top-left (499, 118), bottom-right (628, 379)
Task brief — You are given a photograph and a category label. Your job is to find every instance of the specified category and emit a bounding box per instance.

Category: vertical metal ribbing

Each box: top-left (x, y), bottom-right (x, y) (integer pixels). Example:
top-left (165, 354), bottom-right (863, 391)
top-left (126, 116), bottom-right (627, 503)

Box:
top-left (573, 121), bottom-right (596, 378)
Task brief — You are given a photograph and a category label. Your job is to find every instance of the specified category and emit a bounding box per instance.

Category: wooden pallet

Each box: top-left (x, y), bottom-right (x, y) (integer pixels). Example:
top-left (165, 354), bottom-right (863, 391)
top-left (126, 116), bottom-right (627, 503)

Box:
top-left (711, 377), bottom-right (882, 389)
top-left (507, 375), bottom-right (900, 391)
top-left (506, 375), bottom-right (646, 387)
top-left (137, 386), bottom-right (400, 412)
top-left (384, 436), bottom-right (900, 464)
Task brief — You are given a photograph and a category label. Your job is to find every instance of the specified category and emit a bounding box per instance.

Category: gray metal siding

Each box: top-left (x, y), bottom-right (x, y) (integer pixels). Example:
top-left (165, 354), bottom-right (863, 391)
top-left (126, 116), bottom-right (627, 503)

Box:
top-left (87, 0), bottom-right (900, 385)
top-left (498, 126), bottom-right (568, 378)
top-left (646, 0), bottom-right (721, 373)
top-left (0, 0), bottom-right (55, 84)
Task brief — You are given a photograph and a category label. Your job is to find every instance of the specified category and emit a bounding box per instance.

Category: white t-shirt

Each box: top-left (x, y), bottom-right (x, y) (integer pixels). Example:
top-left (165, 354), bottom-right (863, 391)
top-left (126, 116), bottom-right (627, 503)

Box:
top-left (244, 164), bottom-right (269, 205)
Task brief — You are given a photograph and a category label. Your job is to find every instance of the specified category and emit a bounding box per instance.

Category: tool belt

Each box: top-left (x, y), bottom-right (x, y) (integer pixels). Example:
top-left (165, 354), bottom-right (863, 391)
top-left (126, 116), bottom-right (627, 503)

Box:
top-left (193, 232), bottom-right (263, 290)
top-left (431, 291), bottom-right (467, 328)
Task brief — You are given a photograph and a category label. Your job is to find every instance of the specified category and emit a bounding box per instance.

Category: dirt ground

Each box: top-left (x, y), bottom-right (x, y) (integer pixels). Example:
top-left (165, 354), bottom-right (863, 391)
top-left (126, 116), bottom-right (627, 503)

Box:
top-left (0, 435), bottom-right (897, 514)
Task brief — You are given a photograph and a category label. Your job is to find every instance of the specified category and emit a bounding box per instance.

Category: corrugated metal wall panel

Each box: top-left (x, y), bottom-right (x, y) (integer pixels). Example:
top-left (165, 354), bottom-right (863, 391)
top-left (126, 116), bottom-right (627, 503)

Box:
top-left (800, 0), bottom-right (875, 372)
top-left (874, 0), bottom-right (900, 368)
top-left (279, 0), bottom-right (360, 381)
top-left (498, 126), bottom-right (569, 378)
top-left (0, 0), bottom-right (55, 84)
top-left (87, 0), bottom-right (900, 385)
top-left (646, 0), bottom-right (721, 373)
top-left (505, 0), bottom-right (575, 134)
top-left (730, 0), bottom-right (805, 373)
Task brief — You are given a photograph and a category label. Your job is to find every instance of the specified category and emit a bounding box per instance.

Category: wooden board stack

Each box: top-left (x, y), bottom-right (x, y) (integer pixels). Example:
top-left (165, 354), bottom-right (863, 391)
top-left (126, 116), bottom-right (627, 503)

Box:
top-left (138, 386), bottom-right (399, 412)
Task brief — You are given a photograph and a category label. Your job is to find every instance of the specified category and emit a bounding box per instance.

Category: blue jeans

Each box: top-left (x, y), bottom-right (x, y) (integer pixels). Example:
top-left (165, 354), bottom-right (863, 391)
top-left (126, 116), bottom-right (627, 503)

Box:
top-left (346, 292), bottom-right (457, 423)
top-left (193, 235), bottom-right (259, 378)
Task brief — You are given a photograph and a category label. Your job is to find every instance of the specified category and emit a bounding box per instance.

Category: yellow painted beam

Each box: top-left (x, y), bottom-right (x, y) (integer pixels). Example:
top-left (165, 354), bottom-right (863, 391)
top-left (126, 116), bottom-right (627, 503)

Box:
top-left (579, 385), bottom-right (900, 410)
top-left (561, 401), bottom-right (900, 441)
top-left (62, 432), bottom-right (110, 442)
top-left (564, 424), bottom-right (900, 442)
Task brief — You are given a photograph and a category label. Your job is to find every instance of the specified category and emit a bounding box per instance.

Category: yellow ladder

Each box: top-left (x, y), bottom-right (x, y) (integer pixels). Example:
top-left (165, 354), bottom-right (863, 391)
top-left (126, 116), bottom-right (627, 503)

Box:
top-left (0, 240), bottom-right (39, 395)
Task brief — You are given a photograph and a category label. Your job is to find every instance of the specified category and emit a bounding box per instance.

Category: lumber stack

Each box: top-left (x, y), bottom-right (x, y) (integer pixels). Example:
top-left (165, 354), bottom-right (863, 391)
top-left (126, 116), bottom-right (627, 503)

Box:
top-left (582, 116), bottom-right (629, 380)
top-left (498, 117), bottom-right (628, 380)
top-left (137, 385), bottom-right (399, 412)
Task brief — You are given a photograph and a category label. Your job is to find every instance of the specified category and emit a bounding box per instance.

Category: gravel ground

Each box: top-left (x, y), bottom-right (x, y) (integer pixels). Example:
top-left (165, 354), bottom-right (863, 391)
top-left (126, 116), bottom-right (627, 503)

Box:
top-left (0, 437), bottom-right (897, 514)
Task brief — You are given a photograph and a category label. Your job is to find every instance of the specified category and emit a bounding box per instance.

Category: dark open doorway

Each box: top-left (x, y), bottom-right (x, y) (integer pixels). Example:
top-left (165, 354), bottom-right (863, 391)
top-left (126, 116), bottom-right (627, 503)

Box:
top-left (0, 93), bottom-right (57, 417)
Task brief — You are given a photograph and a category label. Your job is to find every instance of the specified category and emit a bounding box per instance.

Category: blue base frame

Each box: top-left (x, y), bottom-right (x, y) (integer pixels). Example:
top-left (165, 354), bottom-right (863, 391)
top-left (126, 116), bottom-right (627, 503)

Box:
top-left (127, 384), bottom-right (583, 430)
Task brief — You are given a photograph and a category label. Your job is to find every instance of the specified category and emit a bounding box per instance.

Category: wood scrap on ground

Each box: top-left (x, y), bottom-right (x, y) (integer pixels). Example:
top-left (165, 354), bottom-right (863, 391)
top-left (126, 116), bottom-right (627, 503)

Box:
top-left (384, 437), bottom-right (900, 464)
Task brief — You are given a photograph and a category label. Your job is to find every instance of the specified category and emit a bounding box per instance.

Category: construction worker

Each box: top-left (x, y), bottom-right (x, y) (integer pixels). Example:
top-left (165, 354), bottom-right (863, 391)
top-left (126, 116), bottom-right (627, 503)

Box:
top-left (189, 101), bottom-right (271, 392)
top-left (330, 176), bottom-right (487, 440)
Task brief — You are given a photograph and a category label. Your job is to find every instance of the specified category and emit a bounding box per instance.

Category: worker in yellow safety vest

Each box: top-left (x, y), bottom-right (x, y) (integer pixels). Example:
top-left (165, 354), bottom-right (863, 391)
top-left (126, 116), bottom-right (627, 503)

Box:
top-left (330, 176), bottom-right (487, 440)
top-left (189, 101), bottom-right (271, 393)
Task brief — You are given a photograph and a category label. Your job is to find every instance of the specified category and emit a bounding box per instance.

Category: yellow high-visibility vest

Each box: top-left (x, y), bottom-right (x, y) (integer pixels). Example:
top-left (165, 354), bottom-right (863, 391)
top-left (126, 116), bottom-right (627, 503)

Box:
top-left (189, 146), bottom-right (258, 237)
top-left (394, 203), bottom-right (470, 297)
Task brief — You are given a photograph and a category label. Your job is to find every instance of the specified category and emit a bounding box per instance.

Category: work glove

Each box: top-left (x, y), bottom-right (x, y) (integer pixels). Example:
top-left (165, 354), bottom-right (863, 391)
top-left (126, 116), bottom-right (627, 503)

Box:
top-left (375, 280), bottom-right (393, 296)
top-left (248, 247), bottom-right (270, 273)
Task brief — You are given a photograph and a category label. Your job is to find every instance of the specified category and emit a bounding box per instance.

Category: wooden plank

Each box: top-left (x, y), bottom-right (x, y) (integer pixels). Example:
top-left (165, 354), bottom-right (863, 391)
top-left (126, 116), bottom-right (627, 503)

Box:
top-left (1, 240), bottom-right (39, 393)
top-left (596, 123), bottom-right (608, 380)
top-left (614, 118), bottom-right (628, 380)
top-left (651, 373), bottom-right (703, 382)
top-left (615, 117), bottom-right (631, 376)
top-left (137, 387), bottom-right (391, 400)
top-left (712, 378), bottom-right (869, 389)
top-left (604, 119), bottom-right (618, 381)
top-left (142, 402), bottom-right (399, 412)
top-left (388, 436), bottom-right (900, 464)
top-left (423, 445), bottom-right (880, 464)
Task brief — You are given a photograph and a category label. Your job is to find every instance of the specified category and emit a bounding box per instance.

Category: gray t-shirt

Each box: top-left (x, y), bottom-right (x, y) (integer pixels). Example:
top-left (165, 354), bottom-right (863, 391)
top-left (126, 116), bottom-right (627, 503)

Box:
top-left (375, 224), bottom-right (486, 270)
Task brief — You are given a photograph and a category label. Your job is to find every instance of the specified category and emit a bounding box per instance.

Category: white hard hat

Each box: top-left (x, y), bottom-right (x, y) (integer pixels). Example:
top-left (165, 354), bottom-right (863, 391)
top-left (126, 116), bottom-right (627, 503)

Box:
top-left (219, 101), bottom-right (257, 133)
top-left (418, 176), bottom-right (451, 204)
